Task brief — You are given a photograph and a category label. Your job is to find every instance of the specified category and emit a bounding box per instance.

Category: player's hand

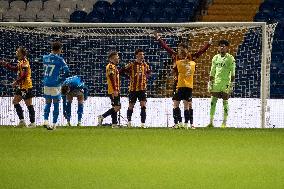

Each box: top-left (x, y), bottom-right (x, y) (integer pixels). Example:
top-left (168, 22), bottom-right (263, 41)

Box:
top-left (209, 38), bottom-right (213, 45)
top-left (207, 81), bottom-right (213, 92)
top-left (226, 82), bottom-right (234, 94)
top-left (113, 90), bottom-right (118, 97)
top-left (153, 31), bottom-right (160, 40)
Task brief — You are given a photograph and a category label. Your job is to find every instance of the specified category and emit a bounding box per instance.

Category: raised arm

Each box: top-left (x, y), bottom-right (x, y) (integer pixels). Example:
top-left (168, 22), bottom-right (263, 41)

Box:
top-left (0, 60), bottom-right (18, 72)
top-left (154, 32), bottom-right (177, 56)
top-left (192, 38), bottom-right (212, 60)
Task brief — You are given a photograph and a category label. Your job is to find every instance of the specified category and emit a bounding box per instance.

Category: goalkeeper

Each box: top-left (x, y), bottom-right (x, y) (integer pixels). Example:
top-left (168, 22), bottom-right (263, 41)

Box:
top-left (61, 75), bottom-right (88, 127)
top-left (207, 40), bottom-right (236, 128)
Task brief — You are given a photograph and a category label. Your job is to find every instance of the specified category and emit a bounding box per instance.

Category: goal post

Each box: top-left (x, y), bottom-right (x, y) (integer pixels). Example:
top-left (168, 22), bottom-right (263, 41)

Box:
top-left (0, 22), bottom-right (277, 128)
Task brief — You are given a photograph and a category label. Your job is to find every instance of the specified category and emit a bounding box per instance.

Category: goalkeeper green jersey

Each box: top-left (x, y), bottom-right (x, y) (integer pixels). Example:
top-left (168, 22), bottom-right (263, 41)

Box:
top-left (210, 53), bottom-right (235, 85)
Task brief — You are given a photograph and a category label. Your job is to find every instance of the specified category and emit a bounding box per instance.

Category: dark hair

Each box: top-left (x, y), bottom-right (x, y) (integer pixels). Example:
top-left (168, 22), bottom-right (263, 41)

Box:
top-left (135, 48), bottom-right (144, 55)
top-left (61, 85), bottom-right (70, 95)
top-left (108, 51), bottom-right (118, 59)
top-left (218, 40), bottom-right (230, 46)
top-left (18, 47), bottom-right (27, 56)
top-left (52, 41), bottom-right (62, 51)
top-left (178, 43), bottom-right (188, 49)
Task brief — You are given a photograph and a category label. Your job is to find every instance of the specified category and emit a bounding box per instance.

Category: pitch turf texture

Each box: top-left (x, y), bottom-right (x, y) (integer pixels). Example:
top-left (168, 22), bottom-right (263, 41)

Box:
top-left (0, 126), bottom-right (283, 189)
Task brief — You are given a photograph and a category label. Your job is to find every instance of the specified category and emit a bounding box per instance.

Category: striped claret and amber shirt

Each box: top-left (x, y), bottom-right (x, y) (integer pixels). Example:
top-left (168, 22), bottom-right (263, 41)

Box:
top-left (106, 62), bottom-right (120, 94)
top-left (17, 58), bottom-right (32, 90)
top-left (122, 61), bottom-right (150, 92)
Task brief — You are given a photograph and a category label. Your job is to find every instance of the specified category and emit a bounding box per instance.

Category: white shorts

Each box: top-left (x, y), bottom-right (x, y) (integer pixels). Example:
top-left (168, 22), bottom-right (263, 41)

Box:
top-left (44, 86), bottom-right (61, 99)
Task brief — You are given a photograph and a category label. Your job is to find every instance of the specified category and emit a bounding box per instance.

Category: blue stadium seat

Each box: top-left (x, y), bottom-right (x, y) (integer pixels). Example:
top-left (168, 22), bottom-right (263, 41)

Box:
top-left (115, 0), bottom-right (132, 4)
top-left (128, 5), bottom-right (144, 18)
top-left (139, 13), bottom-right (155, 22)
top-left (253, 12), bottom-right (272, 22)
top-left (107, 1), bottom-right (125, 22)
top-left (70, 10), bottom-right (87, 22)
top-left (93, 0), bottom-right (110, 15)
top-left (258, 1), bottom-right (274, 12)
top-left (86, 15), bottom-right (104, 23)
top-left (121, 11), bottom-right (139, 22)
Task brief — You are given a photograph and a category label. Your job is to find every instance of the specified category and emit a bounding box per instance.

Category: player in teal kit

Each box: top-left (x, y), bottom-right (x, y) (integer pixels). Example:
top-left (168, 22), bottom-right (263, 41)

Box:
top-left (61, 75), bottom-right (88, 127)
top-left (43, 41), bottom-right (69, 130)
top-left (207, 40), bottom-right (235, 128)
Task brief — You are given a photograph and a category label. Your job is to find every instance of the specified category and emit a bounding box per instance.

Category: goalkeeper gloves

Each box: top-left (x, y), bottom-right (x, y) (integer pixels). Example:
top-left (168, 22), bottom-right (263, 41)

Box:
top-left (208, 81), bottom-right (213, 92)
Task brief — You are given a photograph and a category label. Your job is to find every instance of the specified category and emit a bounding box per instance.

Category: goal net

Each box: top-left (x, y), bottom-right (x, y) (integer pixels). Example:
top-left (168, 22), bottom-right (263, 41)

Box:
top-left (0, 22), bottom-right (278, 128)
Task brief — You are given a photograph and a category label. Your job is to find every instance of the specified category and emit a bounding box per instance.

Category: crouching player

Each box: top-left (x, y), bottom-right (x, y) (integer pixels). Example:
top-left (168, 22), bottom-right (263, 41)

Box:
top-left (61, 75), bottom-right (88, 127)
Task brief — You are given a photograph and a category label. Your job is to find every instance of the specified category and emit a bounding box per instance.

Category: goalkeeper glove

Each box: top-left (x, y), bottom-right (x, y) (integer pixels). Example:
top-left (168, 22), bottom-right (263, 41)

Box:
top-left (225, 82), bottom-right (234, 94)
top-left (208, 81), bottom-right (213, 92)
top-left (209, 38), bottom-right (213, 45)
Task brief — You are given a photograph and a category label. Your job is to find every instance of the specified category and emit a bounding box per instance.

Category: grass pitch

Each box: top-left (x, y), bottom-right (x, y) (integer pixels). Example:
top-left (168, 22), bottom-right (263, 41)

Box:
top-left (0, 126), bottom-right (283, 189)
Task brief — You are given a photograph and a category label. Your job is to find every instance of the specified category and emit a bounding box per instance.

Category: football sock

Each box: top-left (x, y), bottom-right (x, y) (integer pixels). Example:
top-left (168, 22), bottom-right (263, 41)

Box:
top-left (127, 108), bottom-right (133, 121)
top-left (184, 109), bottom-right (190, 123)
top-left (177, 107), bottom-right (182, 123)
top-left (173, 108), bottom-right (180, 124)
top-left (27, 105), bottom-right (35, 123)
top-left (14, 104), bottom-right (24, 120)
top-left (102, 108), bottom-right (115, 118)
top-left (223, 100), bottom-right (229, 124)
top-left (210, 96), bottom-right (218, 123)
top-left (111, 111), bottom-right (118, 124)
top-left (189, 108), bottom-right (193, 125)
top-left (53, 102), bottom-right (59, 124)
top-left (140, 106), bottom-right (146, 123)
top-left (44, 103), bottom-right (51, 120)
top-left (77, 103), bottom-right (83, 123)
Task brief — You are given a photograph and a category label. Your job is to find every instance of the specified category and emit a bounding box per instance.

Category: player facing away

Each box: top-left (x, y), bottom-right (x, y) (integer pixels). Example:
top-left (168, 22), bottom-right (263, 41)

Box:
top-left (120, 49), bottom-right (151, 128)
top-left (207, 40), bottom-right (236, 128)
top-left (154, 32), bottom-right (212, 128)
top-left (172, 44), bottom-right (197, 129)
top-left (61, 75), bottom-right (88, 127)
top-left (42, 41), bottom-right (69, 130)
top-left (0, 47), bottom-right (35, 127)
top-left (97, 51), bottom-right (121, 128)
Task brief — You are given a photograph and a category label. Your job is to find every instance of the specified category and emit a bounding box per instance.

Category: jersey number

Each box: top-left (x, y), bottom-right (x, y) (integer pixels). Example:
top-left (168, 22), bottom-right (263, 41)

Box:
top-left (44, 65), bottom-right (55, 76)
top-left (185, 64), bottom-right (192, 76)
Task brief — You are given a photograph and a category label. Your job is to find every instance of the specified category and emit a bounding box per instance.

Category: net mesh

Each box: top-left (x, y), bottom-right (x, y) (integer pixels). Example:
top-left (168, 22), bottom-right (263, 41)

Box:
top-left (0, 23), bottom-right (277, 127)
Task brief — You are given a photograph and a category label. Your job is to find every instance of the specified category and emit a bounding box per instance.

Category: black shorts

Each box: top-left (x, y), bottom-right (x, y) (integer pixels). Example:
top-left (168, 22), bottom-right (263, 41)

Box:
top-left (129, 91), bottom-right (147, 103)
top-left (15, 88), bottom-right (34, 100)
top-left (109, 94), bottom-right (121, 106)
top-left (172, 87), bottom-right (192, 102)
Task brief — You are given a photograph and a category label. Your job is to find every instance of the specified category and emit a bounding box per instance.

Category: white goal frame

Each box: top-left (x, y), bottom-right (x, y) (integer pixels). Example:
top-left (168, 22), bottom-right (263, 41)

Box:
top-left (0, 22), bottom-right (270, 128)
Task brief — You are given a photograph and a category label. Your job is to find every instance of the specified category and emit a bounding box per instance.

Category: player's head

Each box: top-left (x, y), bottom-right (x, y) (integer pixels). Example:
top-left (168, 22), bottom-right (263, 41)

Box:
top-left (61, 85), bottom-right (70, 95)
top-left (108, 51), bottom-right (120, 64)
top-left (51, 41), bottom-right (62, 54)
top-left (16, 47), bottom-right (27, 59)
top-left (135, 49), bottom-right (144, 63)
top-left (177, 43), bottom-right (189, 59)
top-left (218, 40), bottom-right (230, 55)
